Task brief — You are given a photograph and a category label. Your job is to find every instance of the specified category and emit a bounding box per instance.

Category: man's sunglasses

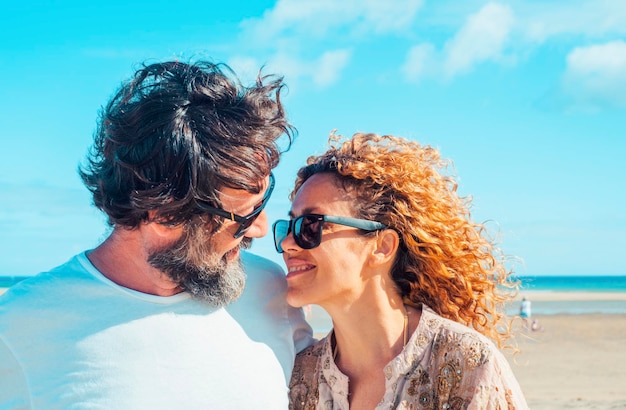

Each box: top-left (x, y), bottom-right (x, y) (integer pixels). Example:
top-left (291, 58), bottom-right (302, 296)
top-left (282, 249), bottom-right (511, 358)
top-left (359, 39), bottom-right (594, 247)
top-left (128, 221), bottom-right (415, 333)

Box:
top-left (197, 173), bottom-right (275, 238)
top-left (272, 213), bottom-right (387, 253)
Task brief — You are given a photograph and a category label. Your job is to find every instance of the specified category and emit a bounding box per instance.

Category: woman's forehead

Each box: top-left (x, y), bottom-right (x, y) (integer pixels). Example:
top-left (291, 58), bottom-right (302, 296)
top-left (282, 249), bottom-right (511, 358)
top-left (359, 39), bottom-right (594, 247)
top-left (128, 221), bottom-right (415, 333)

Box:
top-left (292, 173), bottom-right (354, 213)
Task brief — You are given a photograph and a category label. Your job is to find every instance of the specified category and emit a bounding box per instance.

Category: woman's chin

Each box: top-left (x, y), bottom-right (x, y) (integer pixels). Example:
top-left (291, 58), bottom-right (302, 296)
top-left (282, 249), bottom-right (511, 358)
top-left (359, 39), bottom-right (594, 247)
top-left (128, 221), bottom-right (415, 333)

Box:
top-left (286, 289), bottom-right (310, 309)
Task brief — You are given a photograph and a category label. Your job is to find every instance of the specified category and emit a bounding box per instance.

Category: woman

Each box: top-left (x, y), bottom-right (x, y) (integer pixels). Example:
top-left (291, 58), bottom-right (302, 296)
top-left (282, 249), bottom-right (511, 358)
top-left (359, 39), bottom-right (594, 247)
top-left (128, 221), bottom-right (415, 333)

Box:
top-left (273, 133), bottom-right (527, 409)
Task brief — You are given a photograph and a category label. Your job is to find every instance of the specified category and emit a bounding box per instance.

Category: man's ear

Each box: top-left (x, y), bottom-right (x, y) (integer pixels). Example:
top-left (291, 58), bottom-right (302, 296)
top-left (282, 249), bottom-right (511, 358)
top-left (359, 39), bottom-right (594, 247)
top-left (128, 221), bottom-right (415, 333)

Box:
top-left (145, 210), bottom-right (176, 238)
top-left (370, 229), bottom-right (400, 267)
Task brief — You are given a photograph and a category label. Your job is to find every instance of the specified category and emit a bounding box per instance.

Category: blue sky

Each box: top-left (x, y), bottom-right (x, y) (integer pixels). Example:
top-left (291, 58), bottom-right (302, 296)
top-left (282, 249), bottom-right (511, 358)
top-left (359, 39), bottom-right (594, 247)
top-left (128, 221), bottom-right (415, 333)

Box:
top-left (1, 0), bottom-right (625, 277)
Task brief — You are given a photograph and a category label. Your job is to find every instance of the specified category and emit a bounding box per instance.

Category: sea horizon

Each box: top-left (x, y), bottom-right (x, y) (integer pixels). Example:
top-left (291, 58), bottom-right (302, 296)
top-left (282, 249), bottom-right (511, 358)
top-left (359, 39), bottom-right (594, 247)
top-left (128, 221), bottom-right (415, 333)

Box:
top-left (516, 275), bottom-right (626, 291)
top-left (5, 274), bottom-right (626, 289)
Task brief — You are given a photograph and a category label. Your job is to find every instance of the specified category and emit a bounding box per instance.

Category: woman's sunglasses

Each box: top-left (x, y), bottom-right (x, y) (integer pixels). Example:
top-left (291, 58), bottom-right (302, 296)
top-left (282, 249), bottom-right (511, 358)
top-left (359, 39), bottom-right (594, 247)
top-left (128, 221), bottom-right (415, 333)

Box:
top-left (272, 213), bottom-right (387, 253)
top-left (197, 173), bottom-right (275, 238)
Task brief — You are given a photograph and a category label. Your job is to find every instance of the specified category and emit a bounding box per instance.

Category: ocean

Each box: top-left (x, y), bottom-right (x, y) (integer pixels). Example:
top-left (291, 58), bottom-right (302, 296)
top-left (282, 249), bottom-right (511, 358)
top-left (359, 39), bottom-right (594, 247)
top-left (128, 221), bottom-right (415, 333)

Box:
top-left (517, 275), bottom-right (626, 292)
top-left (509, 275), bottom-right (626, 316)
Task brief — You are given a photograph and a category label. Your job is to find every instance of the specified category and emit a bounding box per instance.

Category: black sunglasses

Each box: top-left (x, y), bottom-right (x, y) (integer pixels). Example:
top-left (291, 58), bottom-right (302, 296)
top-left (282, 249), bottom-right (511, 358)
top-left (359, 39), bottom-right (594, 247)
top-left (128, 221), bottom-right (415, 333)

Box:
top-left (272, 213), bottom-right (387, 253)
top-left (197, 173), bottom-right (275, 238)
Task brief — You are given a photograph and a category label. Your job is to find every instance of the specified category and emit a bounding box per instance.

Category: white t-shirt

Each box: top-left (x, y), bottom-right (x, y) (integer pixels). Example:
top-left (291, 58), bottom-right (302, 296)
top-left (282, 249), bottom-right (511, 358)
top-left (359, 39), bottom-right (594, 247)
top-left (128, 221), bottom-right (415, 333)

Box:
top-left (0, 251), bottom-right (313, 409)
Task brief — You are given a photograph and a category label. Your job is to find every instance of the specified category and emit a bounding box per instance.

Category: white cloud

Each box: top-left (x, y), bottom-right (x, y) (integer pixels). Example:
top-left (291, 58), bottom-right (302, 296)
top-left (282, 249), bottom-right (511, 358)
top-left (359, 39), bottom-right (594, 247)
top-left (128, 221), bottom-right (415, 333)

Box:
top-left (400, 2), bottom-right (514, 82)
top-left (562, 40), bottom-right (626, 108)
top-left (520, 0), bottom-right (626, 44)
top-left (264, 53), bottom-right (307, 86)
top-left (242, 0), bottom-right (424, 42)
top-left (235, 49), bottom-right (351, 91)
top-left (311, 49), bottom-right (352, 87)
top-left (357, 0), bottom-right (424, 34)
top-left (236, 0), bottom-right (421, 91)
top-left (239, 0), bottom-right (626, 102)
top-left (567, 40), bottom-right (626, 76)
top-left (401, 43), bottom-right (437, 83)
top-left (443, 2), bottom-right (514, 77)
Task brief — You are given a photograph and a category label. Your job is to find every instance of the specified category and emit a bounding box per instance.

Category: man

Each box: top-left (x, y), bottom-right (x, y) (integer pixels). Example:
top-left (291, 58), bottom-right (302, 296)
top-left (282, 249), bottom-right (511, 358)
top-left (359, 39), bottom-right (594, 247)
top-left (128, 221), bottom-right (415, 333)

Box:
top-left (520, 296), bottom-right (532, 329)
top-left (0, 60), bottom-right (313, 408)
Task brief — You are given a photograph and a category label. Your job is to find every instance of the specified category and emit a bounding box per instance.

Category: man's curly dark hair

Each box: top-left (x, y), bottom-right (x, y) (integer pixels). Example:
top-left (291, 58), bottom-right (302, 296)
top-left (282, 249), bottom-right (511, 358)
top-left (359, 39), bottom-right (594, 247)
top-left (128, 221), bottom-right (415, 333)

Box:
top-left (80, 60), bottom-right (295, 229)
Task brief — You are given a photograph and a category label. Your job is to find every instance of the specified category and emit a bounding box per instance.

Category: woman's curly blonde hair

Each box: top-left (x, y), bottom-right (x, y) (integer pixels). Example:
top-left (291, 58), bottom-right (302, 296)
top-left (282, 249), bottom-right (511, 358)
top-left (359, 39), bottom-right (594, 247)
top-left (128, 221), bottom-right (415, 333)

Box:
top-left (292, 132), bottom-right (519, 346)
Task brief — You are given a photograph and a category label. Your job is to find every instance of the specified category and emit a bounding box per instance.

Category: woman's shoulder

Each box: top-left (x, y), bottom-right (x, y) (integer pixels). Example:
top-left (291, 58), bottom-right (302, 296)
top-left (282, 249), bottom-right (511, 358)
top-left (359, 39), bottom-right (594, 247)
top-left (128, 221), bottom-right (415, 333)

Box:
top-left (420, 306), bottom-right (499, 367)
top-left (291, 333), bottom-right (331, 384)
top-left (289, 334), bottom-right (330, 409)
top-left (293, 335), bottom-right (327, 370)
top-left (408, 308), bottom-right (527, 409)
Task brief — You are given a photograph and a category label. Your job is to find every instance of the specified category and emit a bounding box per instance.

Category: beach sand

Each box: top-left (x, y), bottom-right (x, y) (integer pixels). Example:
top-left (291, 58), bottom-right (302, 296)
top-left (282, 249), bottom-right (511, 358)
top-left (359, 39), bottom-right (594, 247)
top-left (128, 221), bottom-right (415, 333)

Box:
top-left (508, 313), bottom-right (626, 409)
top-left (506, 292), bottom-right (626, 409)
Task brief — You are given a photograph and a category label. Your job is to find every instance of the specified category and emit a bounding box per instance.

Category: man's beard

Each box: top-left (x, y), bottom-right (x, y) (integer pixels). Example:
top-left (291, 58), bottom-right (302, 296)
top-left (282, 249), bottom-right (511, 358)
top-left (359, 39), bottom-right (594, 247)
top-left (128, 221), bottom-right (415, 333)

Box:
top-left (147, 221), bottom-right (251, 307)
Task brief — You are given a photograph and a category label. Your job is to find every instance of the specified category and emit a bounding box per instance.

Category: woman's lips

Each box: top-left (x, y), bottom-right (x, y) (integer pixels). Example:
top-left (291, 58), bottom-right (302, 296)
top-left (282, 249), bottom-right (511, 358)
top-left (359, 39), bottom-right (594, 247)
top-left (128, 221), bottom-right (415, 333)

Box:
top-left (286, 263), bottom-right (315, 279)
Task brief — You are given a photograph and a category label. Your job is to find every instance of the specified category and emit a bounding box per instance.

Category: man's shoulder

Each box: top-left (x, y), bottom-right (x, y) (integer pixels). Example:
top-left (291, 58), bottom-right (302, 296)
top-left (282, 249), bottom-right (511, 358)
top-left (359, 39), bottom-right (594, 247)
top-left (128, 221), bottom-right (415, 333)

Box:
top-left (231, 252), bottom-right (287, 306)
top-left (0, 253), bottom-right (94, 337)
top-left (241, 250), bottom-right (283, 269)
top-left (0, 253), bottom-right (92, 308)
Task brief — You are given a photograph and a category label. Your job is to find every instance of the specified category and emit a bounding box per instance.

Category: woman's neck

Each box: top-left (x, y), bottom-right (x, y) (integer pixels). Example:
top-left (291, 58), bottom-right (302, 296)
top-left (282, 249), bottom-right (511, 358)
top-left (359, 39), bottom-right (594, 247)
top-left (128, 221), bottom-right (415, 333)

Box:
top-left (323, 294), bottom-right (421, 408)
top-left (324, 294), bottom-right (417, 374)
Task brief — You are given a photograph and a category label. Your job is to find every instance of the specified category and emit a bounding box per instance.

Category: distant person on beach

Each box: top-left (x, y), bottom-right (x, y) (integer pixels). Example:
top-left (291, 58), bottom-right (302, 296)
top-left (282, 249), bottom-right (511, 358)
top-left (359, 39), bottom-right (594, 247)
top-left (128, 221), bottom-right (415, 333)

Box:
top-left (520, 296), bottom-right (532, 328)
top-left (274, 133), bottom-right (528, 408)
top-left (0, 60), bottom-right (313, 408)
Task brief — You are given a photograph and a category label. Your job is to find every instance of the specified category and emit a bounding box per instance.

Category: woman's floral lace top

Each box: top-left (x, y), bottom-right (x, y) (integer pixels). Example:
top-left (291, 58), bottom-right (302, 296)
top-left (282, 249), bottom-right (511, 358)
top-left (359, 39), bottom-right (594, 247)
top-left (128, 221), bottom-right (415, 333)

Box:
top-left (289, 305), bottom-right (528, 409)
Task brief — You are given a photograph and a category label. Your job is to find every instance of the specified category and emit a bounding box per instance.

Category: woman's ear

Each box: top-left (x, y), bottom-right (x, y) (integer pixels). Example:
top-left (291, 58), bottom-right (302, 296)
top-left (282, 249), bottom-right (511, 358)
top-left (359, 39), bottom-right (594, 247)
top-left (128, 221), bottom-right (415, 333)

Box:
top-left (370, 229), bottom-right (400, 267)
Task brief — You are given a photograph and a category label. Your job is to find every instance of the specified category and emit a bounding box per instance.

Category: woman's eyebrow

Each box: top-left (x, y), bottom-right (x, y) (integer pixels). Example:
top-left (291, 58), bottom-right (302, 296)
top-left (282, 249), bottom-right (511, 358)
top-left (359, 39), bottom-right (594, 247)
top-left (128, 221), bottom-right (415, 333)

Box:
top-left (288, 206), bottom-right (320, 218)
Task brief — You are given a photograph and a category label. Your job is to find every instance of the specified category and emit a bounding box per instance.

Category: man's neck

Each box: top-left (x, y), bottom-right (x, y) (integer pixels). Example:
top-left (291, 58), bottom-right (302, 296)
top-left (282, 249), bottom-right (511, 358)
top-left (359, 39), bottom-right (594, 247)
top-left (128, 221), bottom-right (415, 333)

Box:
top-left (87, 227), bottom-right (183, 296)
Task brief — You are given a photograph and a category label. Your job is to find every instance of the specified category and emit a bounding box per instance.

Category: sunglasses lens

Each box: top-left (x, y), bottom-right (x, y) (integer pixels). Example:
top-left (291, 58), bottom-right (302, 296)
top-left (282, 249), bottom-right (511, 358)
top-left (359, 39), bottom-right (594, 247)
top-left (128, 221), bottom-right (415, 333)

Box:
top-left (233, 174), bottom-right (275, 239)
top-left (272, 220), bottom-right (290, 253)
top-left (295, 215), bottom-right (323, 249)
top-left (273, 215), bottom-right (325, 253)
